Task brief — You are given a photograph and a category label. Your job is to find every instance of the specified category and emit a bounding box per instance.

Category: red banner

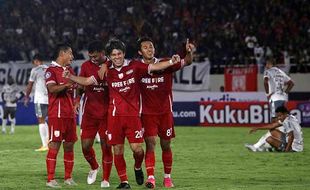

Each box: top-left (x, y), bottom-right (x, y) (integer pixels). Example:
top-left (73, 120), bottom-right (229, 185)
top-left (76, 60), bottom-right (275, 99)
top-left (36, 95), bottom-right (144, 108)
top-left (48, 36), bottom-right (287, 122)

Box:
top-left (224, 66), bottom-right (258, 91)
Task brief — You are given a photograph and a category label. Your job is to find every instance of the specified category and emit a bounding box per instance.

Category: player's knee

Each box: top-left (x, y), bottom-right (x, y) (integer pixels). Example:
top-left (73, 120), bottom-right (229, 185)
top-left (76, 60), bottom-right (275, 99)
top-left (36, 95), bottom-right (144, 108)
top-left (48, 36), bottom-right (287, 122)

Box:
top-left (145, 138), bottom-right (156, 151)
top-left (81, 140), bottom-right (93, 150)
top-left (160, 138), bottom-right (171, 150)
top-left (131, 143), bottom-right (144, 154)
top-left (63, 142), bottom-right (75, 152)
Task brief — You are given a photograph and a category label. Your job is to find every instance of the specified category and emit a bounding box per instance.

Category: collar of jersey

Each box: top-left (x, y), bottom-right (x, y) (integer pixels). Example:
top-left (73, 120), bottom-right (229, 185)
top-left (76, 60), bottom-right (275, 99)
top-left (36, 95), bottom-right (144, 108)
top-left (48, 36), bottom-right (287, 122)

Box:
top-left (110, 59), bottom-right (130, 71)
top-left (141, 57), bottom-right (159, 64)
top-left (51, 61), bottom-right (67, 70)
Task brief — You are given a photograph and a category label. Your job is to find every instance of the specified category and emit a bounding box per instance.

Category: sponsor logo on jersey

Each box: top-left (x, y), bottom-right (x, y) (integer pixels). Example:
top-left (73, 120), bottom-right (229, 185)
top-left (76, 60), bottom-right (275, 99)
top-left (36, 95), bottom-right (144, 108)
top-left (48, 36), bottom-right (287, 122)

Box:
top-left (126, 69), bottom-right (133, 75)
top-left (146, 85), bottom-right (159, 90)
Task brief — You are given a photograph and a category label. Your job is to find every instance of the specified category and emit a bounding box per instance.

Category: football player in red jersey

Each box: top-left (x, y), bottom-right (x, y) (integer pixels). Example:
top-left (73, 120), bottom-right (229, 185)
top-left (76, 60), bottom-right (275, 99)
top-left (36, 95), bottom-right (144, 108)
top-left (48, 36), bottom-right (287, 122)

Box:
top-left (45, 43), bottom-right (77, 188)
top-left (77, 40), bottom-right (112, 188)
top-left (63, 38), bottom-right (181, 189)
top-left (137, 37), bottom-right (194, 188)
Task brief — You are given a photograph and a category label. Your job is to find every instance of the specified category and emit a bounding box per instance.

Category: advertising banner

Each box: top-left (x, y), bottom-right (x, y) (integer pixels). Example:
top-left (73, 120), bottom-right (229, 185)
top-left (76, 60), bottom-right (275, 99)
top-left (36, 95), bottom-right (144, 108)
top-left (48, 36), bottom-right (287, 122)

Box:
top-left (172, 59), bottom-right (210, 91)
top-left (224, 66), bottom-right (258, 91)
top-left (173, 91), bottom-right (266, 102)
top-left (173, 101), bottom-right (309, 127)
top-left (0, 101), bottom-right (309, 127)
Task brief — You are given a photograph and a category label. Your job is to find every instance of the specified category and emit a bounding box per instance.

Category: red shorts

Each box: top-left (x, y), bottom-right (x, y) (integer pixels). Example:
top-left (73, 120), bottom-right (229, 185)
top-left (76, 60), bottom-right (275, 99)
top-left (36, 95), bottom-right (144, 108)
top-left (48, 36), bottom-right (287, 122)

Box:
top-left (141, 113), bottom-right (175, 140)
top-left (107, 115), bottom-right (144, 145)
top-left (48, 118), bottom-right (77, 143)
top-left (81, 114), bottom-right (107, 140)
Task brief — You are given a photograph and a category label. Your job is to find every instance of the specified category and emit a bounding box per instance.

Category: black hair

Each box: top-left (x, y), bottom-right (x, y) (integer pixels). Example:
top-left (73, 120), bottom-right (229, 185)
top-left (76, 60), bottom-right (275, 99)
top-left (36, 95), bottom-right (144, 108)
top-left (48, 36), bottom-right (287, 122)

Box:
top-left (265, 57), bottom-right (275, 65)
top-left (88, 40), bottom-right (104, 53)
top-left (136, 36), bottom-right (153, 51)
top-left (32, 54), bottom-right (44, 61)
top-left (52, 43), bottom-right (71, 60)
top-left (275, 106), bottom-right (289, 114)
top-left (105, 38), bottom-right (126, 56)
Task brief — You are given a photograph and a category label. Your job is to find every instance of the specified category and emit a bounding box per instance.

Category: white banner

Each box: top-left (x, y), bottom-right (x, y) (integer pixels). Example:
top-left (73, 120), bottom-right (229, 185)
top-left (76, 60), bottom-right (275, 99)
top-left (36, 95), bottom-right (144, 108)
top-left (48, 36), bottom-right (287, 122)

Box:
top-left (0, 61), bottom-right (84, 101)
top-left (172, 59), bottom-right (210, 91)
top-left (173, 91), bottom-right (267, 102)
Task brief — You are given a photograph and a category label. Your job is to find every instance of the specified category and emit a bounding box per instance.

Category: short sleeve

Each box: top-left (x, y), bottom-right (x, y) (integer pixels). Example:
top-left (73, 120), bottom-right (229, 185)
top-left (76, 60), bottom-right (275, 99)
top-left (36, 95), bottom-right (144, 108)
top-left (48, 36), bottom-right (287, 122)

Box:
top-left (45, 68), bottom-right (57, 85)
top-left (263, 70), bottom-right (269, 79)
top-left (29, 68), bottom-right (36, 82)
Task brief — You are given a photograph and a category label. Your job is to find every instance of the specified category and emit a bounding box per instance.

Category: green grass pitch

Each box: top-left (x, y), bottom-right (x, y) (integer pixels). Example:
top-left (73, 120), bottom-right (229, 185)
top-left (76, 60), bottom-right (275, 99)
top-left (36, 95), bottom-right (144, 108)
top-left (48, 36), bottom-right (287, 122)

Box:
top-left (0, 126), bottom-right (309, 190)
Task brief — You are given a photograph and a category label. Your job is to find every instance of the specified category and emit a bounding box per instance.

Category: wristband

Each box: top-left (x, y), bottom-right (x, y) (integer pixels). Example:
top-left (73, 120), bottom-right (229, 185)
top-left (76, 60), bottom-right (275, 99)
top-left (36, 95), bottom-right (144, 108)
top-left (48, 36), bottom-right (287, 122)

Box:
top-left (169, 59), bottom-right (173, 65)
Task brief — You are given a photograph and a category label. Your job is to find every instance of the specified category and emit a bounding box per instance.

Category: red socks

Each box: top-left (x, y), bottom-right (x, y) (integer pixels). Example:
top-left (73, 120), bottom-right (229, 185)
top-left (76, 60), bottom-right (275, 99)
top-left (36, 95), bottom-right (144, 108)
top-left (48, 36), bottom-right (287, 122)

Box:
top-left (101, 145), bottom-right (113, 181)
top-left (82, 148), bottom-right (99, 170)
top-left (46, 148), bottom-right (58, 181)
top-left (145, 151), bottom-right (155, 177)
top-left (64, 151), bottom-right (74, 180)
top-left (114, 154), bottom-right (128, 182)
top-left (162, 150), bottom-right (172, 174)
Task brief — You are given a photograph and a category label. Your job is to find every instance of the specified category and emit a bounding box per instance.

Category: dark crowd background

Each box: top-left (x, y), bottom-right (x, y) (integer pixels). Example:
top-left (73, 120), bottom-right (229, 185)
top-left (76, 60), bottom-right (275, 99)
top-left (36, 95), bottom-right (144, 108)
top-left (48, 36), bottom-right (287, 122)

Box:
top-left (0, 0), bottom-right (309, 73)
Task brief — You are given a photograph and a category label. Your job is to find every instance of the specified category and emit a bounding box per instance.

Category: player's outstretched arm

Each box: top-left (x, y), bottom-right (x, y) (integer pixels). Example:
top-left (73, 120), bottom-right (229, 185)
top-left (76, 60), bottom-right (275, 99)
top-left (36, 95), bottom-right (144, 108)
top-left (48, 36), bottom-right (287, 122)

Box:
top-left (149, 54), bottom-right (180, 72)
top-left (184, 38), bottom-right (195, 66)
top-left (249, 122), bottom-right (281, 134)
top-left (63, 70), bottom-right (96, 86)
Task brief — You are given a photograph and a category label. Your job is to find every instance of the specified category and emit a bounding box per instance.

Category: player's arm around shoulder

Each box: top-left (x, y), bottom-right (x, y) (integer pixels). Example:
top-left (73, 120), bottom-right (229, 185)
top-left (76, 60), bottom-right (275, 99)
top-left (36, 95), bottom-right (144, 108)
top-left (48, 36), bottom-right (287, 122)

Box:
top-left (148, 54), bottom-right (181, 73)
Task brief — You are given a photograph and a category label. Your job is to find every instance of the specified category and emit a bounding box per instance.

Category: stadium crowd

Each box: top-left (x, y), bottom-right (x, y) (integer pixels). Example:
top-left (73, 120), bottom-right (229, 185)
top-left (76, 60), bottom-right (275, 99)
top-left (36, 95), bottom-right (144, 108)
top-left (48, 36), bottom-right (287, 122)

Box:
top-left (0, 0), bottom-right (309, 73)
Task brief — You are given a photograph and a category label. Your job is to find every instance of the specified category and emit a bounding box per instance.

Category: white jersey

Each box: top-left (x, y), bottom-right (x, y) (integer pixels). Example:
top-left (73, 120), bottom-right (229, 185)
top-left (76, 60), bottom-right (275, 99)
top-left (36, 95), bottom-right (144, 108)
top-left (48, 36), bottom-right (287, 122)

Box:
top-left (1, 84), bottom-right (22, 107)
top-left (281, 115), bottom-right (303, 152)
top-left (264, 67), bottom-right (291, 101)
top-left (29, 64), bottom-right (49, 104)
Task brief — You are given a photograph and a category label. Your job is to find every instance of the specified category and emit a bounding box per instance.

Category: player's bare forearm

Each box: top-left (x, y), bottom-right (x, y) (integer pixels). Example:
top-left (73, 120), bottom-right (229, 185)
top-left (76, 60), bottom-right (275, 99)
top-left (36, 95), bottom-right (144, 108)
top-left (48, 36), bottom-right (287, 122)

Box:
top-left (69, 75), bottom-right (94, 86)
top-left (47, 83), bottom-right (72, 94)
top-left (150, 54), bottom-right (180, 72)
top-left (63, 70), bottom-right (94, 86)
top-left (264, 78), bottom-right (271, 99)
top-left (285, 132), bottom-right (294, 152)
top-left (98, 63), bottom-right (108, 80)
top-left (184, 39), bottom-right (195, 66)
top-left (285, 80), bottom-right (294, 94)
top-left (249, 122), bottom-right (281, 134)
top-left (25, 82), bottom-right (34, 98)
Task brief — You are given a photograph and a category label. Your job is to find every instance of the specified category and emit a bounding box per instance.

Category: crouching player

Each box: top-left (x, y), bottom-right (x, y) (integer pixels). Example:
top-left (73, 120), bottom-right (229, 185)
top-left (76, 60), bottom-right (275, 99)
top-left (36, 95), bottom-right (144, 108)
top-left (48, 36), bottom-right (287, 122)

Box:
top-left (248, 106), bottom-right (303, 152)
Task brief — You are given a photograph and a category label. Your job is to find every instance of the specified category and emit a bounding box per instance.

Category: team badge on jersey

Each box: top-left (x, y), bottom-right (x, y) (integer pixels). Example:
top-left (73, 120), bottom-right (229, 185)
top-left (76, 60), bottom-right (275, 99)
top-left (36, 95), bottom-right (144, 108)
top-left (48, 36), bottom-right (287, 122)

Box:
top-left (118, 73), bottom-right (124, 79)
top-left (54, 130), bottom-right (60, 137)
top-left (45, 71), bottom-right (51, 79)
top-left (126, 69), bottom-right (133, 75)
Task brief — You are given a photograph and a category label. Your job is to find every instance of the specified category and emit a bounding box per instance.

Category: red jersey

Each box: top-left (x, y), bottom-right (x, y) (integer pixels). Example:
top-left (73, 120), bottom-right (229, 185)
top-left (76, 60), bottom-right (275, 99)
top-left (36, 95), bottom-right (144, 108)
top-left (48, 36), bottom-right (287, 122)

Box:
top-left (103, 60), bottom-right (150, 116)
top-left (140, 58), bottom-right (185, 115)
top-left (79, 60), bottom-right (109, 119)
top-left (45, 61), bottom-right (76, 118)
